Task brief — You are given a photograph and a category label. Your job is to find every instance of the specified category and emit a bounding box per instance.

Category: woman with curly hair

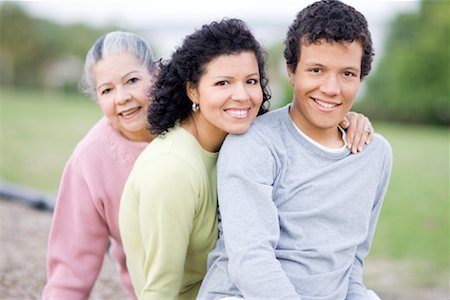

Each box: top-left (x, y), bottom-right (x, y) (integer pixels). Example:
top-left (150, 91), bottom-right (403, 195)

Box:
top-left (119, 18), bottom-right (373, 299)
top-left (119, 18), bottom-right (268, 299)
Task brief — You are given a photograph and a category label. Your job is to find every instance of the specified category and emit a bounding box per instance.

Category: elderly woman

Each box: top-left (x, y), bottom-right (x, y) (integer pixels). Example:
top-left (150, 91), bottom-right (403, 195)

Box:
top-left (43, 31), bottom-right (158, 299)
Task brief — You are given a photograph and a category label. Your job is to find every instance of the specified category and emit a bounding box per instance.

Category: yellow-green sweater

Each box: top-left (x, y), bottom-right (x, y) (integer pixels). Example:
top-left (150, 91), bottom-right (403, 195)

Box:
top-left (119, 126), bottom-right (218, 300)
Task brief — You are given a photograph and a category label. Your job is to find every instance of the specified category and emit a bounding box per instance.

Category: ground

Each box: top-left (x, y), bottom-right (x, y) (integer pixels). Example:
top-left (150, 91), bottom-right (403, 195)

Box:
top-left (0, 199), bottom-right (448, 300)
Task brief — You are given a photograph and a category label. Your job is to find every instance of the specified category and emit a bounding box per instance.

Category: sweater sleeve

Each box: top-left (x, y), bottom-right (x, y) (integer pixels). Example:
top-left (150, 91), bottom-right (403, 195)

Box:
top-left (128, 157), bottom-right (199, 300)
top-left (346, 141), bottom-right (393, 300)
top-left (217, 132), bottom-right (301, 300)
top-left (43, 162), bottom-right (109, 300)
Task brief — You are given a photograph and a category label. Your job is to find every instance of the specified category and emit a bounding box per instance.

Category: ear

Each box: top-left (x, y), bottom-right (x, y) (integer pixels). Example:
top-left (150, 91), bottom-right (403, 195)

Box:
top-left (186, 81), bottom-right (198, 103)
top-left (286, 64), bottom-right (295, 86)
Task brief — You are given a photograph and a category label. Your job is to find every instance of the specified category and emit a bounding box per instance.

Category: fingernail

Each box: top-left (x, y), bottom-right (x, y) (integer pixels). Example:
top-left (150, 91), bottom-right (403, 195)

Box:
top-left (358, 146), bottom-right (363, 152)
top-left (348, 143), bottom-right (352, 149)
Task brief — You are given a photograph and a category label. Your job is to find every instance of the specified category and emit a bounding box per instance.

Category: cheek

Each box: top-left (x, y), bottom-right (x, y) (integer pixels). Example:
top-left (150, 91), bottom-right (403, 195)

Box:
top-left (140, 97), bottom-right (151, 110)
top-left (98, 99), bottom-right (115, 117)
top-left (343, 85), bottom-right (360, 103)
top-left (251, 88), bottom-right (264, 106)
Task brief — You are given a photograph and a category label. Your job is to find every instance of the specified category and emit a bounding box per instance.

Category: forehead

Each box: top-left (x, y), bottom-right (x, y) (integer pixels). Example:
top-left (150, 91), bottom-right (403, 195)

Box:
top-left (299, 39), bottom-right (363, 67)
top-left (93, 52), bottom-right (148, 81)
top-left (202, 51), bottom-right (259, 75)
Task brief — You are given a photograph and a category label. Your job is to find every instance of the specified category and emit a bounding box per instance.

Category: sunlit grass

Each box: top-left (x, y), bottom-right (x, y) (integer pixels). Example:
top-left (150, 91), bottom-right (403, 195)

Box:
top-left (0, 87), bottom-right (102, 192)
top-left (369, 123), bottom-right (449, 276)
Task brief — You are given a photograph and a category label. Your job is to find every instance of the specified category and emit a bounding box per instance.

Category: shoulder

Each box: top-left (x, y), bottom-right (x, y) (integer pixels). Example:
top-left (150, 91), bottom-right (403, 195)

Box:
top-left (64, 119), bottom-right (106, 166)
top-left (251, 105), bottom-right (289, 132)
top-left (364, 133), bottom-right (393, 172)
top-left (70, 117), bottom-right (146, 168)
top-left (131, 132), bottom-right (205, 188)
top-left (137, 127), bottom-right (205, 169)
top-left (125, 146), bottom-right (204, 211)
top-left (224, 105), bottom-right (289, 146)
top-left (370, 133), bottom-right (393, 157)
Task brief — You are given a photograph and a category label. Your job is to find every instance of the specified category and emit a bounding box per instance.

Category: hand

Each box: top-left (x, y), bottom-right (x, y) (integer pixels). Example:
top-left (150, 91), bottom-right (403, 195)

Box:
top-left (339, 112), bottom-right (374, 154)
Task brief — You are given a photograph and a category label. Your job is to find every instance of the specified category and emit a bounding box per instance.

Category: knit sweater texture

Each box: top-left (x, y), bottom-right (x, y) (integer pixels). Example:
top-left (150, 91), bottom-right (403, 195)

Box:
top-left (43, 117), bottom-right (148, 299)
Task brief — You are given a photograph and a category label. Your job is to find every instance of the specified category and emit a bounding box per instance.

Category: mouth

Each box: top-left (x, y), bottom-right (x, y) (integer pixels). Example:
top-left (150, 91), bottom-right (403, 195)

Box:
top-left (119, 107), bottom-right (142, 118)
top-left (311, 97), bottom-right (341, 110)
top-left (225, 108), bottom-right (251, 119)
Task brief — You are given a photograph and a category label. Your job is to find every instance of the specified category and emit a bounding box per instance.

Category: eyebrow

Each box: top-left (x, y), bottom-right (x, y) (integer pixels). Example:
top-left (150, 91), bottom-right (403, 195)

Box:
top-left (97, 70), bottom-right (141, 91)
top-left (305, 63), bottom-right (360, 72)
top-left (210, 72), bottom-right (259, 79)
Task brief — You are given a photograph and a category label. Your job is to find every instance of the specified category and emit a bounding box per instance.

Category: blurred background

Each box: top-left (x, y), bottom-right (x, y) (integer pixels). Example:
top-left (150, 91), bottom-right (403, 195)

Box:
top-left (0, 0), bottom-right (448, 299)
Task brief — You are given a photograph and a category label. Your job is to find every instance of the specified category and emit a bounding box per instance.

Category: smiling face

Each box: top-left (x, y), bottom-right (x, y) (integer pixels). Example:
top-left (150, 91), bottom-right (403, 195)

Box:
top-left (93, 52), bottom-right (154, 142)
top-left (187, 51), bottom-right (263, 151)
top-left (288, 39), bottom-right (363, 142)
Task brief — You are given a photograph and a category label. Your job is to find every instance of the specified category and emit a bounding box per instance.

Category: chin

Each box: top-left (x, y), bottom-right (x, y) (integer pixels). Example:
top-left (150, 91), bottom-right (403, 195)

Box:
top-left (228, 127), bottom-right (250, 135)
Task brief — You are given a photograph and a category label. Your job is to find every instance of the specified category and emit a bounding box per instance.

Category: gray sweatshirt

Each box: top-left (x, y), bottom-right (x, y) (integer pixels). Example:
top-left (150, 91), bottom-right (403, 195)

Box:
top-left (198, 105), bottom-right (392, 300)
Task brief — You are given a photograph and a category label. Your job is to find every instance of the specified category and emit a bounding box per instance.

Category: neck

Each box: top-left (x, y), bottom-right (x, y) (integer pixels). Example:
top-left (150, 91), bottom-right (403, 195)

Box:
top-left (289, 108), bottom-right (344, 148)
top-left (181, 114), bottom-right (227, 152)
top-left (124, 128), bottom-right (155, 143)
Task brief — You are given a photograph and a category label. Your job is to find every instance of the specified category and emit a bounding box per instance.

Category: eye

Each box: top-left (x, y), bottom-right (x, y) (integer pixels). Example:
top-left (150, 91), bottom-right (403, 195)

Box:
top-left (215, 80), bottom-right (228, 86)
top-left (310, 67), bottom-right (321, 73)
top-left (101, 88), bottom-right (112, 95)
top-left (127, 77), bottom-right (139, 84)
top-left (247, 78), bottom-right (258, 85)
top-left (343, 71), bottom-right (356, 78)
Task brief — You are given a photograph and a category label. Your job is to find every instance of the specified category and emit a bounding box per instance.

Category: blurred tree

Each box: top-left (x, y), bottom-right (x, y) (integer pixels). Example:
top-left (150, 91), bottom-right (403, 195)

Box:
top-left (0, 2), bottom-right (117, 91)
top-left (355, 0), bottom-right (449, 125)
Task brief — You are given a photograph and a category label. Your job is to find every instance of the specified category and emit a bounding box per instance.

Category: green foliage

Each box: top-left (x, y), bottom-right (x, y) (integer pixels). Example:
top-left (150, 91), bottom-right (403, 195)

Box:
top-left (356, 0), bottom-right (450, 125)
top-left (0, 2), bottom-right (120, 90)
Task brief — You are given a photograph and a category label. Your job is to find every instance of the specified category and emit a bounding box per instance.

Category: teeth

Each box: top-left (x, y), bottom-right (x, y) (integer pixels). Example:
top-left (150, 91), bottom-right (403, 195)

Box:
top-left (121, 108), bottom-right (139, 116)
top-left (226, 109), bottom-right (249, 117)
top-left (315, 99), bottom-right (337, 108)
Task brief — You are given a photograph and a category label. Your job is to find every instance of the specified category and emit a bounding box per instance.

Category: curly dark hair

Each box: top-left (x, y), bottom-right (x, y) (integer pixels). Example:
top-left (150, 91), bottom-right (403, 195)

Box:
top-left (148, 18), bottom-right (271, 135)
top-left (284, 0), bottom-right (374, 79)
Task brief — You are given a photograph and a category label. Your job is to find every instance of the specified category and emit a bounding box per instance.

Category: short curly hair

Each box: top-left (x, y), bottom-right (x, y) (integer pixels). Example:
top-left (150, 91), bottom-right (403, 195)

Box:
top-left (148, 18), bottom-right (271, 135)
top-left (284, 0), bottom-right (374, 79)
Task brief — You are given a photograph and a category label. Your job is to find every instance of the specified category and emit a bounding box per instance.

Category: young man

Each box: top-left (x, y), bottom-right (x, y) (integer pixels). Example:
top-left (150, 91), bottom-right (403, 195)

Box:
top-left (197, 1), bottom-right (392, 299)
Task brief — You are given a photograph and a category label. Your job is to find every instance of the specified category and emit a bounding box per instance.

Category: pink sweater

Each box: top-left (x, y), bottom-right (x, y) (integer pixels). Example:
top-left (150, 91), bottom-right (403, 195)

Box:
top-left (43, 117), bottom-right (148, 299)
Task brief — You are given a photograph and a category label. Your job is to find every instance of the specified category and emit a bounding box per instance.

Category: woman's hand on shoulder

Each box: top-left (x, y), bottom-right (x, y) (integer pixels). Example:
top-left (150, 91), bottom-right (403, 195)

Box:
top-left (339, 112), bottom-right (374, 154)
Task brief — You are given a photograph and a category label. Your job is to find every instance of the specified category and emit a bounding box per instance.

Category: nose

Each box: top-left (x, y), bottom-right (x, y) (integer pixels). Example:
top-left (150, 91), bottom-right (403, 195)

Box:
top-left (319, 74), bottom-right (341, 96)
top-left (115, 87), bottom-right (132, 104)
top-left (231, 83), bottom-right (250, 101)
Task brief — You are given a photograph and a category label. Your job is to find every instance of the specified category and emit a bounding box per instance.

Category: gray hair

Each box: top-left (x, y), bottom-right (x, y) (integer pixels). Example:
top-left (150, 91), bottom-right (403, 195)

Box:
top-left (80, 31), bottom-right (157, 101)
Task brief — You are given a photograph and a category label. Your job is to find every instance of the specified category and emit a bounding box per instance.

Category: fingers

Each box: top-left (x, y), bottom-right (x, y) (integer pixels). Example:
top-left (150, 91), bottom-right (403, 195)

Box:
top-left (344, 112), bottom-right (373, 154)
top-left (350, 116), bottom-right (365, 153)
top-left (339, 116), bottom-right (350, 129)
top-left (355, 116), bottom-right (370, 153)
top-left (343, 112), bottom-right (357, 152)
top-left (365, 121), bottom-right (374, 145)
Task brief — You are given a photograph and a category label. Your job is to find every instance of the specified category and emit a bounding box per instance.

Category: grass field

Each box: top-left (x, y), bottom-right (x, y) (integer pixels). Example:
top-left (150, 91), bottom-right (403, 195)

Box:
top-left (366, 122), bottom-right (449, 290)
top-left (1, 87), bottom-right (449, 293)
top-left (1, 87), bottom-right (102, 192)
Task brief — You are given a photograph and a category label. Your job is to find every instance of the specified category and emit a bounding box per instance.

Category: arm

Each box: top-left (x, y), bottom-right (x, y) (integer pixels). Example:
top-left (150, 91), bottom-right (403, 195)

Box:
top-left (217, 133), bottom-right (301, 300)
top-left (132, 158), bottom-right (198, 299)
top-left (346, 142), bottom-right (393, 299)
top-left (43, 163), bottom-right (109, 300)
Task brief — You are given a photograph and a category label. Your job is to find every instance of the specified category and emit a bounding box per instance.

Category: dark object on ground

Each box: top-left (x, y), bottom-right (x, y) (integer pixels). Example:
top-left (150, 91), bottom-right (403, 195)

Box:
top-left (0, 181), bottom-right (55, 211)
